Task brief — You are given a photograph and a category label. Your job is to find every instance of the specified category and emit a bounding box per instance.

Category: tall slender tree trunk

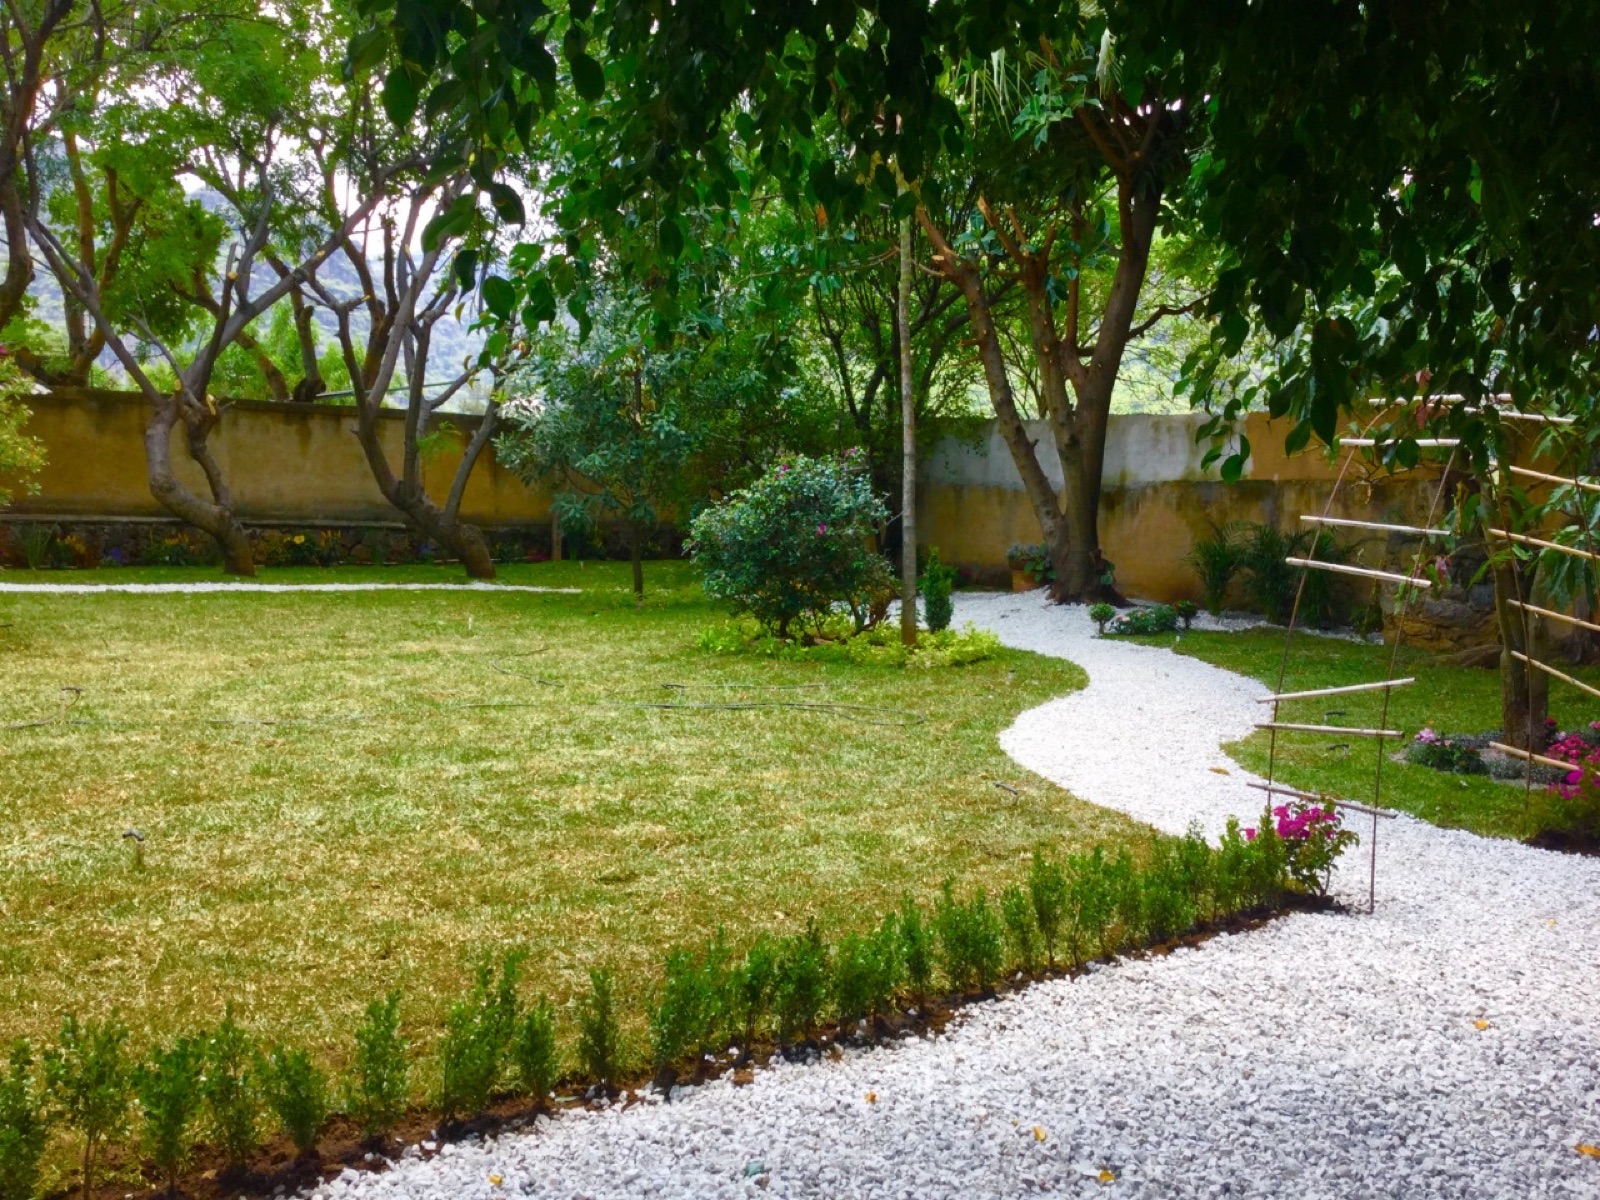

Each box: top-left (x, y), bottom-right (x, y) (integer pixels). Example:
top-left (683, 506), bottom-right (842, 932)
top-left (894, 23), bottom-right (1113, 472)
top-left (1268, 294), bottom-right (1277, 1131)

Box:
top-left (897, 211), bottom-right (917, 647)
top-left (1491, 558), bottom-right (1550, 750)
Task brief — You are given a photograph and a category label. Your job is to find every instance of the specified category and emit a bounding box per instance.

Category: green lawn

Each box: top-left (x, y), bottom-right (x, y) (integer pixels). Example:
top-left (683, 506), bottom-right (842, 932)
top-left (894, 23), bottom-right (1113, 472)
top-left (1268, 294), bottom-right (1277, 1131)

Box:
top-left (1145, 627), bottom-right (1600, 840)
top-left (0, 562), bottom-right (1142, 1073)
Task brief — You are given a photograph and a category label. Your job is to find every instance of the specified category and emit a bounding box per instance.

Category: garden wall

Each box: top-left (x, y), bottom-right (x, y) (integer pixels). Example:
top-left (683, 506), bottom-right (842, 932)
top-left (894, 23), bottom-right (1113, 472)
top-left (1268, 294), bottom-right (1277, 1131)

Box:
top-left (6, 393), bottom-right (1441, 600)
top-left (920, 413), bottom-right (1439, 602)
top-left (7, 388), bottom-right (548, 527)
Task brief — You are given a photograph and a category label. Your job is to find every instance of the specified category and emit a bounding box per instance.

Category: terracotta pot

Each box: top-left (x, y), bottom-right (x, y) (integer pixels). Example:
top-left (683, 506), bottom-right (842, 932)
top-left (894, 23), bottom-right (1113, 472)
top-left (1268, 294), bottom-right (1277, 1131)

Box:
top-left (1011, 568), bottom-right (1041, 593)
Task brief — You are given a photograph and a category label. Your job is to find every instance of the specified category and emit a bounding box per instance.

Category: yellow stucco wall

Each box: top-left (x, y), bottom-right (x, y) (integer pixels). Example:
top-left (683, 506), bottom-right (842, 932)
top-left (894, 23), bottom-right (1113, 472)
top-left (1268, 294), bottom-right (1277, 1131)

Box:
top-left (10, 389), bottom-right (549, 525)
top-left (920, 411), bottom-right (1439, 602)
top-left (7, 394), bottom-right (1437, 602)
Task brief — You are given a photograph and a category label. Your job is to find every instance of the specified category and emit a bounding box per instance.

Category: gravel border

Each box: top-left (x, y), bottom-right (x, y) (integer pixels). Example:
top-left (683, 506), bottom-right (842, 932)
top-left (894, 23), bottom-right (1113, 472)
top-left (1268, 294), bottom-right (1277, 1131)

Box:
top-left (302, 591), bottom-right (1600, 1200)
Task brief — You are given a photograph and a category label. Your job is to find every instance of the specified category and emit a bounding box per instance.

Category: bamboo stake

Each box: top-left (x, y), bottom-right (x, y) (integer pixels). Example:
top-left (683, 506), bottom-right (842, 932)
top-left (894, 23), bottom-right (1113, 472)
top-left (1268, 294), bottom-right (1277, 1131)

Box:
top-left (1256, 722), bottom-right (1405, 738)
top-left (1508, 465), bottom-right (1600, 495)
top-left (1284, 558), bottom-right (1432, 587)
top-left (1257, 677), bottom-right (1416, 704)
top-left (1487, 741), bottom-right (1581, 775)
top-left (1300, 515), bottom-right (1451, 537)
top-left (1504, 598), bottom-right (1600, 636)
top-left (1366, 393), bottom-right (1573, 421)
top-left (1486, 527), bottom-right (1600, 562)
top-left (1244, 781), bottom-right (1398, 819)
top-left (1510, 651), bottom-right (1600, 704)
top-left (1340, 437), bottom-right (1460, 447)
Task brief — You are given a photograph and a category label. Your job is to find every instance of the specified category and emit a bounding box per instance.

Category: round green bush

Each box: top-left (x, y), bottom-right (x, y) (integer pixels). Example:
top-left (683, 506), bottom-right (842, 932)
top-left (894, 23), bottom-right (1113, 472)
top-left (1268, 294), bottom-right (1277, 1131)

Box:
top-left (688, 454), bottom-right (891, 638)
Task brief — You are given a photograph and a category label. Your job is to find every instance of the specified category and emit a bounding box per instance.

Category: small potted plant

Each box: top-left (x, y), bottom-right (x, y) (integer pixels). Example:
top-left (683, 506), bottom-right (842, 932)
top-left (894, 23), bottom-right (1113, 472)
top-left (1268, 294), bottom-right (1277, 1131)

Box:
top-left (1175, 600), bottom-right (1198, 630)
top-left (1005, 543), bottom-right (1054, 592)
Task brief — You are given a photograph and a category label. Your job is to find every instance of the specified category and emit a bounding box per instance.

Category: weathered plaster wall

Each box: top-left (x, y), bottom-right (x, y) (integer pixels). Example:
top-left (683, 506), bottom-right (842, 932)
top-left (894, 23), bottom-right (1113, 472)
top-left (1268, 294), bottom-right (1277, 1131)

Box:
top-left (9, 389), bottom-right (549, 526)
top-left (920, 413), bottom-right (1437, 601)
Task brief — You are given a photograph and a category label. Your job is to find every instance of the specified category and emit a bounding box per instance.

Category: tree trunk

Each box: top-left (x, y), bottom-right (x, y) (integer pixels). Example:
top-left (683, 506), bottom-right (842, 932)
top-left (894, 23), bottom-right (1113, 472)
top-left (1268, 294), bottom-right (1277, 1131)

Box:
top-left (629, 521), bottom-right (645, 598)
top-left (897, 211), bottom-right (918, 647)
top-left (144, 393), bottom-right (256, 576)
top-left (1490, 554), bottom-right (1549, 750)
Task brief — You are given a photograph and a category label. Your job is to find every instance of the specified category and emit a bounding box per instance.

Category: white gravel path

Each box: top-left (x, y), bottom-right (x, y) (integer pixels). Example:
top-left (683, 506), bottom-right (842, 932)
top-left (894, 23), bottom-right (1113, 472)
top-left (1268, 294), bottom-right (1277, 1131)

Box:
top-left (308, 591), bottom-right (1600, 1200)
top-left (0, 581), bottom-right (580, 594)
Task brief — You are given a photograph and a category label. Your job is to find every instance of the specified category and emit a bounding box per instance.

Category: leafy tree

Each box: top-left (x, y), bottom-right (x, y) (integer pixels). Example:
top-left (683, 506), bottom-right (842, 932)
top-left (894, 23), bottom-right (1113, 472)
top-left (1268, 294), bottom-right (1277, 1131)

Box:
top-left (361, 1), bottom-right (1204, 602)
top-left (0, 356), bottom-right (44, 506)
top-left (24, 1), bottom-right (389, 573)
top-left (1099, 1), bottom-right (1597, 745)
top-left (497, 293), bottom-right (698, 597)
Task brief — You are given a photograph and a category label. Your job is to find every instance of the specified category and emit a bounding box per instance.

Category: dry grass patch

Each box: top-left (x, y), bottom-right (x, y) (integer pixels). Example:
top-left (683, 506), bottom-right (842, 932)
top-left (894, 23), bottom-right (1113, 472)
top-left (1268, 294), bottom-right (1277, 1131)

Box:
top-left (0, 563), bottom-right (1144, 1069)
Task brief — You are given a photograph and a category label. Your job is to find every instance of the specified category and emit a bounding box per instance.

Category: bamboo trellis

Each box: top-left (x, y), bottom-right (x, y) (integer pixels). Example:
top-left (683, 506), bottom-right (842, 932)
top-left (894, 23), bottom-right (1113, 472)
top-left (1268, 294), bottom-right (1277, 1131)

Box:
top-left (1258, 397), bottom-right (1597, 912)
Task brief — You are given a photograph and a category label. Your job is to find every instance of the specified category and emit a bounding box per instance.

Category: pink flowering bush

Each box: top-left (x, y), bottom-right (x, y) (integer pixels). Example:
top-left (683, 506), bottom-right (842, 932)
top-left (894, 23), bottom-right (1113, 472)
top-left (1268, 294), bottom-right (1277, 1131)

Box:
top-left (1244, 800), bottom-right (1358, 895)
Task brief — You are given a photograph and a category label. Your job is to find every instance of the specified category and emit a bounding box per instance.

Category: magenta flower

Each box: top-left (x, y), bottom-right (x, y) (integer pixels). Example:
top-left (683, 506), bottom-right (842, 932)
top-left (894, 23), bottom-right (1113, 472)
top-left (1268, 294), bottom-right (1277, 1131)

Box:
top-left (817, 523), bottom-right (827, 535)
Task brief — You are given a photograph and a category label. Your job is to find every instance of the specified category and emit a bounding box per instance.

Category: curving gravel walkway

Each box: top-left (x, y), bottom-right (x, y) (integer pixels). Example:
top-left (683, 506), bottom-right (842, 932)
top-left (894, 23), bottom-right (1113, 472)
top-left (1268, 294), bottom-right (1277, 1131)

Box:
top-left (307, 592), bottom-right (1600, 1200)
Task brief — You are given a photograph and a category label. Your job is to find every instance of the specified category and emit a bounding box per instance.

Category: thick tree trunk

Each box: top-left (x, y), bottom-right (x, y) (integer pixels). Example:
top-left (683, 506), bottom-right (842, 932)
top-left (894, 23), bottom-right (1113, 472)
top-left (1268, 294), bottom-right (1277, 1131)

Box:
top-left (897, 211), bottom-right (918, 647)
top-left (351, 414), bottom-right (497, 580)
top-left (144, 393), bottom-right (256, 576)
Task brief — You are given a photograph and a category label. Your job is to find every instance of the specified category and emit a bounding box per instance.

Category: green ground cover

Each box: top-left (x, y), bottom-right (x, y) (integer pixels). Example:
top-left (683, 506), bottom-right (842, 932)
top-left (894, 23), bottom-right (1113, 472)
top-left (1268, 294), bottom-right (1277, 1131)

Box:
top-left (1147, 627), bottom-right (1600, 841)
top-left (0, 563), bottom-right (1144, 1071)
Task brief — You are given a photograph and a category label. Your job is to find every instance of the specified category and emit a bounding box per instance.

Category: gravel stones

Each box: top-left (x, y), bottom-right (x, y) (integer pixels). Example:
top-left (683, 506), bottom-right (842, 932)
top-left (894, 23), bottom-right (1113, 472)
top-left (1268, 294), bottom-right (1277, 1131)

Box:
top-left (307, 593), bottom-right (1600, 1200)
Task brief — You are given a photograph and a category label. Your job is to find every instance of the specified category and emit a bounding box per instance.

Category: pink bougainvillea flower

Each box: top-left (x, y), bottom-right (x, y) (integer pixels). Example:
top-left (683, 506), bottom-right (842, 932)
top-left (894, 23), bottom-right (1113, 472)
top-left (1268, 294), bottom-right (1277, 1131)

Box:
top-left (817, 523), bottom-right (828, 535)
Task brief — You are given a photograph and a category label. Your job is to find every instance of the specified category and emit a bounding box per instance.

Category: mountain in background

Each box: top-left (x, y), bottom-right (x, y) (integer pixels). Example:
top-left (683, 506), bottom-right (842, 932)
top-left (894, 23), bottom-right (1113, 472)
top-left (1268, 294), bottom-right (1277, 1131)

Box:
top-left (19, 187), bottom-right (487, 409)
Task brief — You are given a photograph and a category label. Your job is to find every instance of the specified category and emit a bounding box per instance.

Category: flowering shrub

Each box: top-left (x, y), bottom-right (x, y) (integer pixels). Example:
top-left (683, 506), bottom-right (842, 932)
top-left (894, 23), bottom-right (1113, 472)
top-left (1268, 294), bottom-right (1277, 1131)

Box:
top-left (1244, 800), bottom-right (1358, 895)
top-left (256, 530), bottom-right (344, 567)
top-left (688, 455), bottom-right (891, 638)
top-left (1107, 604), bottom-right (1180, 636)
top-left (1404, 727), bottom-right (1489, 775)
top-left (1530, 766), bottom-right (1600, 847)
top-left (138, 533), bottom-right (215, 567)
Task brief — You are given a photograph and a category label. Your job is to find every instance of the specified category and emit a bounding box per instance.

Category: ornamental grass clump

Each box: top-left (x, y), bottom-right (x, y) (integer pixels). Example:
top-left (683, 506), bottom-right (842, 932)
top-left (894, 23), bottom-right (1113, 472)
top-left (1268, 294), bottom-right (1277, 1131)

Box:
top-left (1187, 522), bottom-right (1242, 616)
top-left (688, 454), bottom-right (891, 639)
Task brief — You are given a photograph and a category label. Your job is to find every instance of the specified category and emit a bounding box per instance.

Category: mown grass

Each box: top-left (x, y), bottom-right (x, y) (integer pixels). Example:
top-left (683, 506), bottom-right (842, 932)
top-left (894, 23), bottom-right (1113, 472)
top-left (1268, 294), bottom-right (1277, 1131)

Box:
top-left (0, 562), bottom-right (1145, 1077)
top-left (1138, 627), bottom-right (1600, 841)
